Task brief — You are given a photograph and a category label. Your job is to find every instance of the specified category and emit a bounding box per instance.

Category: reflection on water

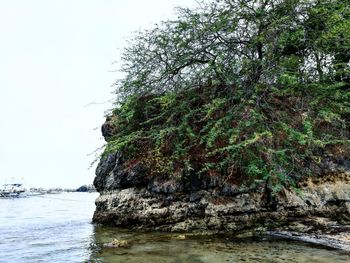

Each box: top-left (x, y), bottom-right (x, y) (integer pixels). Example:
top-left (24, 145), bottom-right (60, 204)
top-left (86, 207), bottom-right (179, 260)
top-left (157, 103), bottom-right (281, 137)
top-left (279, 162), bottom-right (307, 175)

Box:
top-left (0, 193), bottom-right (349, 263)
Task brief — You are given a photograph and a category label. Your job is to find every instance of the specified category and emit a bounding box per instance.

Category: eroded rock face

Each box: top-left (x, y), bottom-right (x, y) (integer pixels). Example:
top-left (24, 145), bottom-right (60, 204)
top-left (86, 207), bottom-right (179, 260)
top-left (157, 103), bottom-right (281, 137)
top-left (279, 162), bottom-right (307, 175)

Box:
top-left (101, 115), bottom-right (118, 142)
top-left (94, 152), bottom-right (148, 192)
top-left (93, 150), bottom-right (350, 232)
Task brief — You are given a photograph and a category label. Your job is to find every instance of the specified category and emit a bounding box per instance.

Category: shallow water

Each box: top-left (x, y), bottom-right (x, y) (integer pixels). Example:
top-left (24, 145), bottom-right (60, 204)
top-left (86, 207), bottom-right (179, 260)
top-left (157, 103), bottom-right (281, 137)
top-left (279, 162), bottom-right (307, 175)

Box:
top-left (91, 228), bottom-right (350, 263)
top-left (0, 193), bottom-right (349, 263)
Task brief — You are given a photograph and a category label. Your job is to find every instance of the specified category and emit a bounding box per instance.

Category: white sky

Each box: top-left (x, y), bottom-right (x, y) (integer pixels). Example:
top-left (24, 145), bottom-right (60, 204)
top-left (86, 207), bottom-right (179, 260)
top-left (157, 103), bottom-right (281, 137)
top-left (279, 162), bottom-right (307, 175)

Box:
top-left (0, 0), bottom-right (198, 188)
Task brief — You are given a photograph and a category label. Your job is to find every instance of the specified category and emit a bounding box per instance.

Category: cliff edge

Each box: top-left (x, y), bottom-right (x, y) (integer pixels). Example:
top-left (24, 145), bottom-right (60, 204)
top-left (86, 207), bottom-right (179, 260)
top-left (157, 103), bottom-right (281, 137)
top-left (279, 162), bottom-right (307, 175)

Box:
top-left (93, 131), bottom-right (350, 233)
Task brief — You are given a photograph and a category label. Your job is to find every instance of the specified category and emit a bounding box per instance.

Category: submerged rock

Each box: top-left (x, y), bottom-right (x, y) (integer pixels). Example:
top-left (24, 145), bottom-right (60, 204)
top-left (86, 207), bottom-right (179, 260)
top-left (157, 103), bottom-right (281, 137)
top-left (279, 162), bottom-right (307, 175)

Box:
top-left (103, 239), bottom-right (129, 248)
top-left (269, 230), bottom-right (350, 251)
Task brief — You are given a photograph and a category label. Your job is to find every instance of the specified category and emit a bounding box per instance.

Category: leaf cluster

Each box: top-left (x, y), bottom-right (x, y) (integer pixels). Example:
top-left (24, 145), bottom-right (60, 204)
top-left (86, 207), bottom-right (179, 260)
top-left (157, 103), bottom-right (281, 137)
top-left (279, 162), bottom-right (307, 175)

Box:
top-left (104, 0), bottom-right (350, 191)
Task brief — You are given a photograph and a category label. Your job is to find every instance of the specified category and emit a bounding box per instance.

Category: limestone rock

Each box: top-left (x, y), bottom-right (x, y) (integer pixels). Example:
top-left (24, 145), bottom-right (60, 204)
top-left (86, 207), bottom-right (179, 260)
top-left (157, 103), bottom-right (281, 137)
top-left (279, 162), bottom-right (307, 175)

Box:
top-left (93, 151), bottom-right (350, 233)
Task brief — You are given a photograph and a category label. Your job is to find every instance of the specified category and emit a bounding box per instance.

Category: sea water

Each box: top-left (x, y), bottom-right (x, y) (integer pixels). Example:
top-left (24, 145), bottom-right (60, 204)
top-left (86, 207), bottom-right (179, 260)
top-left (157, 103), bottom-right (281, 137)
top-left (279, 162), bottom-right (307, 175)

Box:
top-left (0, 192), bottom-right (349, 263)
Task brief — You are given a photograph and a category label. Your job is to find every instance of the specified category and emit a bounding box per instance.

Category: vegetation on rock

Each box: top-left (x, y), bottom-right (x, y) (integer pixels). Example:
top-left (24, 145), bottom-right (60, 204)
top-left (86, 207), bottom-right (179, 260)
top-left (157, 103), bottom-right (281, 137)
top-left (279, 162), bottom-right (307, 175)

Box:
top-left (103, 0), bottom-right (350, 192)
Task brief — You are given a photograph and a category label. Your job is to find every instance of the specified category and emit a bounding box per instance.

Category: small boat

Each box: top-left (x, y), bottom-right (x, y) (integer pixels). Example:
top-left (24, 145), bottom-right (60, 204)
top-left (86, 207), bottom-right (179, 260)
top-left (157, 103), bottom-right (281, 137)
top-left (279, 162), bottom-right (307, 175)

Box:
top-left (0, 183), bottom-right (27, 198)
top-left (27, 190), bottom-right (45, 196)
top-left (46, 188), bottom-right (63, 194)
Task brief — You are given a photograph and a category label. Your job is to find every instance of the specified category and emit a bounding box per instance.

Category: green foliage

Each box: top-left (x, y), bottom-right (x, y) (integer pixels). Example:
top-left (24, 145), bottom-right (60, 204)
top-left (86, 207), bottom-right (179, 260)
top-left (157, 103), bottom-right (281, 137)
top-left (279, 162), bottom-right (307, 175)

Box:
top-left (103, 0), bottom-right (350, 191)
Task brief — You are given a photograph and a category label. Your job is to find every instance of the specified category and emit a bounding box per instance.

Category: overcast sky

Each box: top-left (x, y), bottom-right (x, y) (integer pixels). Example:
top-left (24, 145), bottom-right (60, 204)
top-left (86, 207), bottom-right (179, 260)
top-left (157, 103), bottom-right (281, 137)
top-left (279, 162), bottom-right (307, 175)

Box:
top-left (0, 0), bottom-right (198, 188)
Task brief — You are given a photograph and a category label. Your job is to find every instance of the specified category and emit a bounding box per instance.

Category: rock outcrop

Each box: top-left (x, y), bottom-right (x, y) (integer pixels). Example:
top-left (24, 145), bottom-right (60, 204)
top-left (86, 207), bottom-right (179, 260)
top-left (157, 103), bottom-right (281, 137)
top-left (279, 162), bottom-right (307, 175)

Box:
top-left (93, 149), bottom-right (350, 233)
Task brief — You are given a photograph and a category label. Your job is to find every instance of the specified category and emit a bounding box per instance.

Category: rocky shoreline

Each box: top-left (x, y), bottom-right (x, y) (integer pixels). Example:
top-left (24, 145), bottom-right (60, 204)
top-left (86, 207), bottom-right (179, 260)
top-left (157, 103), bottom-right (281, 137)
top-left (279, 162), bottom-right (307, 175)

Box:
top-left (93, 146), bottom-right (350, 250)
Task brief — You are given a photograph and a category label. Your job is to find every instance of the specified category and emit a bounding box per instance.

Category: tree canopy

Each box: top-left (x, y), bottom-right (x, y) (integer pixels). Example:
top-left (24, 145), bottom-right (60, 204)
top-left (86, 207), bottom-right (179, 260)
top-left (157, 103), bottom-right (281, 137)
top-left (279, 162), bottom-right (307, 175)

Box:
top-left (105, 0), bottom-right (350, 192)
top-left (116, 0), bottom-right (350, 97)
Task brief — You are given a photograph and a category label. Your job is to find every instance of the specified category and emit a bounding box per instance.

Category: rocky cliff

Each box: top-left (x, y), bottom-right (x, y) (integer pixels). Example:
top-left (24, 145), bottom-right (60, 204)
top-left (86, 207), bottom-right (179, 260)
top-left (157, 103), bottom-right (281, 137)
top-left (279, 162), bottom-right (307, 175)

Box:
top-left (93, 126), bottom-right (350, 233)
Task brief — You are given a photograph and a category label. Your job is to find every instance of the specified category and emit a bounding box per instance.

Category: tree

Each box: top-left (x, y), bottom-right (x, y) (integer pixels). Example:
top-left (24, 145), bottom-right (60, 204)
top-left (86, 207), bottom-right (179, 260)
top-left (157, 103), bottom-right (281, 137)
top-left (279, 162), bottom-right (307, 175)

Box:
top-left (116, 0), bottom-right (349, 97)
top-left (105, 0), bottom-right (350, 191)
